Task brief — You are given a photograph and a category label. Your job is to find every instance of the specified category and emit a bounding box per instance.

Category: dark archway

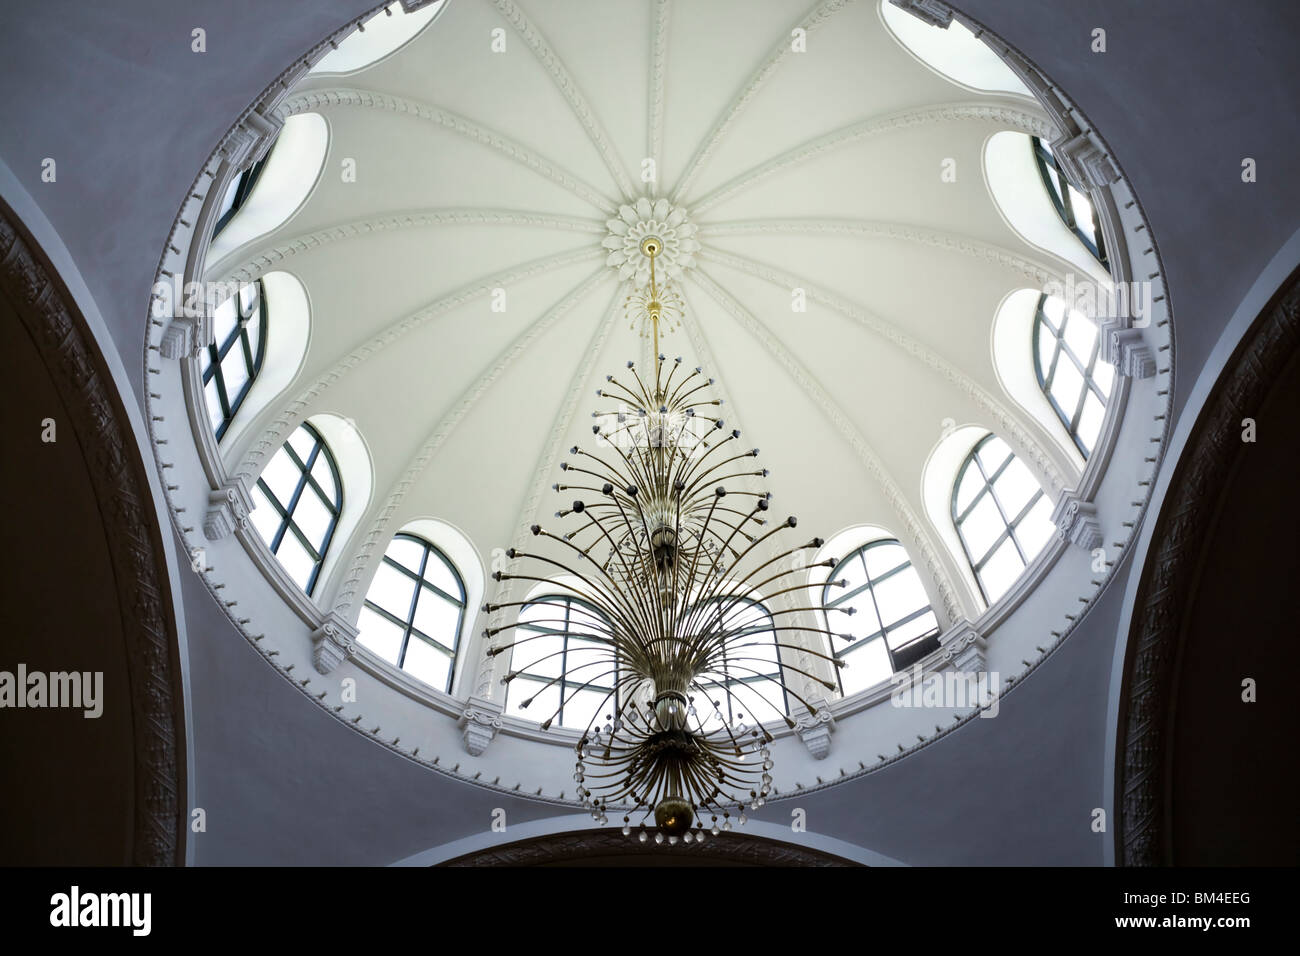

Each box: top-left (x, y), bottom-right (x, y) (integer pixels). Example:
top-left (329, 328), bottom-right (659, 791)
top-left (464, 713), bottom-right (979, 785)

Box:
top-left (0, 202), bottom-right (187, 865)
top-left (1117, 265), bottom-right (1300, 866)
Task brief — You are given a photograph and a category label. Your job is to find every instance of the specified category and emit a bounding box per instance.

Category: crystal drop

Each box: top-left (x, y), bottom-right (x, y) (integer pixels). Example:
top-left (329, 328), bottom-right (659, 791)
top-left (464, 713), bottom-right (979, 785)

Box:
top-left (639, 830), bottom-right (648, 844)
top-left (655, 832), bottom-right (664, 845)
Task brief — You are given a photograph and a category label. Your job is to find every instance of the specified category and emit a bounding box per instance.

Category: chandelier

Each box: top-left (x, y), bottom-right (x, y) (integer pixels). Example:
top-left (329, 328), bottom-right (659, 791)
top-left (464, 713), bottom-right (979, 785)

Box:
top-left (483, 235), bottom-right (849, 843)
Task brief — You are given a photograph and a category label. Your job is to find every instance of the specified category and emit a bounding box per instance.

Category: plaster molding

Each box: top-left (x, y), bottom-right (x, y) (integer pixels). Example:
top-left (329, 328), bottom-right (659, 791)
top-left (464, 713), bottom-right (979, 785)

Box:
top-left (937, 618), bottom-right (986, 672)
top-left (699, 247), bottom-right (1072, 496)
top-left (887, 0), bottom-right (954, 29)
top-left (691, 100), bottom-right (1056, 215)
top-left (399, 0), bottom-right (440, 11)
top-left (203, 474), bottom-right (256, 541)
top-left (1050, 491), bottom-right (1102, 551)
top-left (491, 0), bottom-right (636, 200)
top-left (219, 106), bottom-right (284, 172)
top-left (646, 0), bottom-right (670, 195)
top-left (700, 217), bottom-right (1060, 287)
top-left (232, 246), bottom-right (603, 481)
top-left (311, 609), bottom-right (359, 675)
top-left (688, 270), bottom-right (968, 624)
top-left (459, 696), bottom-right (506, 756)
top-left (160, 311), bottom-right (212, 360)
top-left (1118, 267), bottom-right (1299, 866)
top-left (210, 209), bottom-right (605, 286)
top-left (279, 87), bottom-right (615, 215)
top-left (672, 0), bottom-right (855, 204)
top-left (0, 207), bottom-right (184, 865)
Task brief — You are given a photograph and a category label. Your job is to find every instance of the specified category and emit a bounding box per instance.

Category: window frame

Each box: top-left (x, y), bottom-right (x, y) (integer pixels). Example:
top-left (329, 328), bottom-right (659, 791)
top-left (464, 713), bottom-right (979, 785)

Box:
top-left (1031, 135), bottom-right (1109, 271)
top-left (507, 594), bottom-right (618, 730)
top-left (690, 595), bottom-right (789, 727)
top-left (361, 533), bottom-right (467, 693)
top-left (1032, 292), bottom-right (1110, 457)
top-left (255, 422), bottom-right (342, 597)
top-left (821, 539), bottom-right (940, 695)
top-left (201, 279), bottom-right (268, 441)
top-left (212, 156), bottom-right (269, 237)
top-left (951, 434), bottom-right (1048, 606)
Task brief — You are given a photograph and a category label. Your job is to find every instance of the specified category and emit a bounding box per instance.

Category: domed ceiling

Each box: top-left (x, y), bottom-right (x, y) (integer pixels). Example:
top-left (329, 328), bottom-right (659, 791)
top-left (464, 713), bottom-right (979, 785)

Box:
top-left (161, 0), bottom-right (1169, 800)
top-left (209, 0), bottom-right (1078, 628)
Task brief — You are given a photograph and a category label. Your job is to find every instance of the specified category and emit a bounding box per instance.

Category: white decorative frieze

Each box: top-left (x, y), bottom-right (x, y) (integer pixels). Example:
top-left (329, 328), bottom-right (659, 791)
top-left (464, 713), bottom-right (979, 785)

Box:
top-left (1099, 317), bottom-right (1156, 378)
top-left (1049, 129), bottom-right (1120, 190)
top-left (938, 619), bottom-right (986, 673)
top-left (887, 0), bottom-right (954, 29)
top-left (311, 611), bottom-right (359, 675)
top-left (1051, 492), bottom-right (1103, 551)
top-left (203, 476), bottom-right (255, 541)
top-left (793, 698), bottom-right (836, 760)
top-left (459, 696), bottom-right (505, 756)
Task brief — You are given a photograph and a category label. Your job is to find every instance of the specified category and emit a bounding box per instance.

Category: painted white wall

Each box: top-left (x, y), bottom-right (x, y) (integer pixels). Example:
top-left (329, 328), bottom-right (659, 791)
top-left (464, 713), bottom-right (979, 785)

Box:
top-left (308, 412), bottom-right (375, 600)
top-left (921, 425), bottom-right (987, 610)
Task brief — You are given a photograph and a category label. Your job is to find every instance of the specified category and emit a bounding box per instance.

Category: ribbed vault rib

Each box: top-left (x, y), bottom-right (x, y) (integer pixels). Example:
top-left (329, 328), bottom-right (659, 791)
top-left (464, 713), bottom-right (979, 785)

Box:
top-left (647, 0), bottom-right (670, 197)
top-left (690, 268), bottom-right (968, 623)
top-left (675, 288), bottom-right (836, 702)
top-left (331, 266), bottom-right (612, 611)
top-left (475, 282), bottom-right (627, 699)
top-left (210, 209), bottom-right (606, 285)
top-left (698, 247), bottom-right (1072, 495)
top-left (234, 246), bottom-right (603, 481)
top-left (274, 88), bottom-right (616, 214)
top-left (688, 100), bottom-right (1056, 215)
top-left (699, 218), bottom-right (1060, 288)
top-left (492, 0), bottom-right (637, 201)
top-left (671, 0), bottom-right (857, 204)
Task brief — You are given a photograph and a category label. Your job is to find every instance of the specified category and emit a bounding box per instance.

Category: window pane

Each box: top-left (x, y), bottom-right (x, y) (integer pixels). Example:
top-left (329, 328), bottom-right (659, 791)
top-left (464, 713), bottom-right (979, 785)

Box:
top-left (275, 532), bottom-right (316, 591)
top-left (1092, 357), bottom-right (1115, 397)
top-left (421, 551), bottom-right (462, 599)
top-left (311, 455), bottom-right (338, 506)
top-left (1041, 295), bottom-right (1065, 328)
top-left (993, 456), bottom-right (1039, 519)
top-left (1050, 357), bottom-right (1085, 418)
top-left (978, 537), bottom-right (1024, 603)
top-left (977, 436), bottom-right (1012, 473)
top-left (357, 606), bottom-right (404, 664)
top-left (839, 637), bottom-right (890, 696)
top-left (412, 587), bottom-right (460, 648)
top-left (287, 426), bottom-right (316, 462)
top-left (841, 590), bottom-right (882, 641)
top-left (507, 680), bottom-right (560, 724)
top-left (221, 348), bottom-right (250, 400)
top-left (1076, 392), bottom-right (1105, 453)
top-left (367, 561), bottom-right (417, 619)
top-left (204, 379), bottom-right (224, 431)
top-left (384, 536), bottom-right (426, 575)
top-left (260, 450), bottom-right (302, 507)
top-left (1015, 494), bottom-right (1056, 559)
top-left (886, 610), bottom-right (939, 649)
top-left (954, 465), bottom-right (983, 515)
top-left (961, 493), bottom-right (1005, 563)
top-left (561, 688), bottom-right (607, 731)
top-left (248, 486), bottom-right (282, 543)
top-left (1036, 328), bottom-right (1057, 378)
top-left (862, 542), bottom-right (907, 578)
top-left (872, 567), bottom-right (929, 628)
top-left (511, 631), bottom-right (564, 678)
top-left (1063, 311), bottom-right (1097, 360)
top-left (292, 487), bottom-right (332, 551)
top-left (402, 635), bottom-right (452, 691)
top-left (212, 295), bottom-right (238, 346)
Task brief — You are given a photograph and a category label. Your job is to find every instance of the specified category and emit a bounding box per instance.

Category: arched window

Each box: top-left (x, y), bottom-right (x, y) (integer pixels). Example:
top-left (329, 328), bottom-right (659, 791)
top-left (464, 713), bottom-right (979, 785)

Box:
top-left (505, 595), bottom-right (617, 731)
top-left (1033, 293), bottom-right (1114, 456)
top-left (1031, 136), bottom-right (1109, 270)
top-left (356, 533), bottom-right (466, 692)
top-left (952, 434), bottom-right (1055, 605)
top-left (822, 539), bottom-right (940, 696)
top-left (691, 597), bottom-right (788, 730)
top-left (248, 422), bottom-right (342, 596)
top-left (213, 156), bottom-right (269, 237)
top-left (200, 280), bottom-right (266, 440)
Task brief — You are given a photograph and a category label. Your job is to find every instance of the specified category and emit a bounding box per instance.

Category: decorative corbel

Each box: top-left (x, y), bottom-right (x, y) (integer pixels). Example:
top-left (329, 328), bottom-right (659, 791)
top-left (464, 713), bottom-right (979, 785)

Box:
top-left (1051, 491), bottom-right (1103, 551)
top-left (1049, 128), bottom-right (1120, 191)
top-left (459, 695), bottom-right (505, 756)
top-left (938, 619), bottom-right (987, 673)
top-left (1099, 317), bottom-right (1156, 378)
top-left (203, 475), bottom-right (256, 541)
top-left (312, 610), bottom-right (359, 675)
top-left (793, 697), bottom-right (836, 760)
